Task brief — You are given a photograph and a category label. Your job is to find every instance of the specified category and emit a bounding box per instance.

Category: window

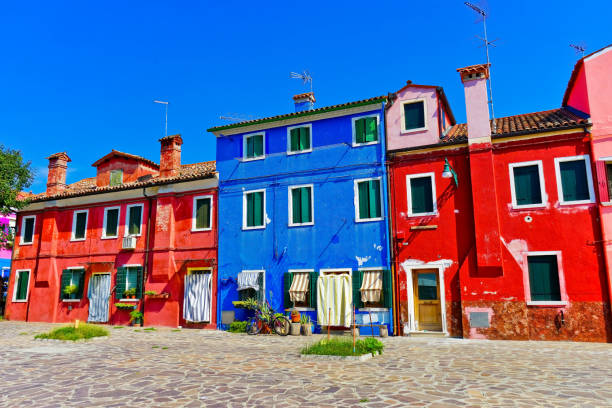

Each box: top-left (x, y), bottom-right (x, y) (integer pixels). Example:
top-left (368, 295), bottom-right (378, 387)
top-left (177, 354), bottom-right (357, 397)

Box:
top-left (237, 270), bottom-right (264, 302)
top-left (243, 132), bottom-right (265, 160)
top-left (102, 207), bottom-right (120, 238)
top-left (353, 269), bottom-right (393, 309)
top-left (115, 266), bottom-right (142, 300)
top-left (527, 255), bottom-right (562, 303)
top-left (12, 270), bottom-right (30, 302)
top-left (287, 124), bottom-right (312, 154)
top-left (284, 270), bottom-right (317, 309)
top-left (355, 178), bottom-right (383, 221)
top-left (125, 204), bottom-right (143, 236)
top-left (289, 185), bottom-right (314, 226)
top-left (192, 195), bottom-right (213, 231)
top-left (402, 100), bottom-right (426, 132)
top-left (554, 155), bottom-right (595, 204)
top-left (71, 210), bottom-right (88, 241)
top-left (406, 173), bottom-right (437, 216)
top-left (60, 268), bottom-right (85, 301)
top-left (509, 161), bottom-right (546, 208)
top-left (243, 190), bottom-right (265, 229)
top-left (20, 215), bottom-right (35, 245)
top-left (607, 163), bottom-right (612, 199)
top-left (109, 169), bottom-right (123, 186)
top-left (352, 115), bottom-right (379, 145)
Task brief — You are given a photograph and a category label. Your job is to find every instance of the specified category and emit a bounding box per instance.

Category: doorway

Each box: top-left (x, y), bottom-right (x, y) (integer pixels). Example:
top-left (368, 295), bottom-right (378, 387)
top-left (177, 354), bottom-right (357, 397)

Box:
top-left (412, 270), bottom-right (442, 331)
top-left (87, 273), bottom-right (111, 323)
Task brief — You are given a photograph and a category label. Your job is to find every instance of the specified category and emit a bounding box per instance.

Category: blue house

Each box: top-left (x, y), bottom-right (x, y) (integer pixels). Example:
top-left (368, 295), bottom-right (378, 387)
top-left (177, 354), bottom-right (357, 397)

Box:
top-left (209, 92), bottom-right (394, 334)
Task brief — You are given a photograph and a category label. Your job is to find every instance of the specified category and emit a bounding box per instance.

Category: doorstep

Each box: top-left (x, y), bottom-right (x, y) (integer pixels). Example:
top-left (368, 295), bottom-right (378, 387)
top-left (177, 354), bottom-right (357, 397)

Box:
top-left (407, 331), bottom-right (447, 338)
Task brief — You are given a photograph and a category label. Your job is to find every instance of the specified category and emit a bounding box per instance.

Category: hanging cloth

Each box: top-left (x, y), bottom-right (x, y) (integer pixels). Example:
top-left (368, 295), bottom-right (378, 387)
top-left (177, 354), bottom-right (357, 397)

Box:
top-left (87, 274), bottom-right (111, 323)
top-left (183, 271), bottom-right (212, 323)
top-left (237, 271), bottom-right (260, 292)
top-left (360, 270), bottom-right (383, 303)
top-left (289, 273), bottom-right (309, 302)
top-left (317, 274), bottom-right (352, 327)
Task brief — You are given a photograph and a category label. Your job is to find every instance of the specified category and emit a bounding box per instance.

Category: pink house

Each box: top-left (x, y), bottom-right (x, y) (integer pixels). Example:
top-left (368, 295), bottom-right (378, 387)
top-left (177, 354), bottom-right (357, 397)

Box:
top-left (1, 213), bottom-right (16, 274)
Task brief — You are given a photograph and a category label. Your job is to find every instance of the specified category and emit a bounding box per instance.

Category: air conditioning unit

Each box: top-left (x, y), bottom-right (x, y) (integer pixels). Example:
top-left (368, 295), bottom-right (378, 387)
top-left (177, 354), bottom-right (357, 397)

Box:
top-left (122, 235), bottom-right (136, 250)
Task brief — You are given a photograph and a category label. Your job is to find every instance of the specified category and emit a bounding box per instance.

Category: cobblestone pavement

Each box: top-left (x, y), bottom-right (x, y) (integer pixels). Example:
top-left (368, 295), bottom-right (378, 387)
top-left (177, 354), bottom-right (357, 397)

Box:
top-left (1, 321), bottom-right (611, 407)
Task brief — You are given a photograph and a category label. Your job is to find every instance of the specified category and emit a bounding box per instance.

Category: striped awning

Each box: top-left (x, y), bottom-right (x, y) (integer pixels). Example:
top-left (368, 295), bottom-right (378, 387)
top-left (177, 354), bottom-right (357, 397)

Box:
top-left (360, 270), bottom-right (382, 303)
top-left (289, 273), bottom-right (309, 302)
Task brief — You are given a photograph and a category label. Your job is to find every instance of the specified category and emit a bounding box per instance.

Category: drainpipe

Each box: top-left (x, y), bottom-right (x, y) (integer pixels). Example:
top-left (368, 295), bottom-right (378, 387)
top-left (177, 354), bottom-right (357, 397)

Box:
top-left (141, 187), bottom-right (154, 327)
top-left (25, 211), bottom-right (45, 323)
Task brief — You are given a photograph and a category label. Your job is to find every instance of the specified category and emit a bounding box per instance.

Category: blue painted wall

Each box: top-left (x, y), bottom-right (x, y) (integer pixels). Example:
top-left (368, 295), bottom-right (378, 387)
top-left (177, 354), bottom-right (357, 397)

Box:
top-left (214, 101), bottom-right (393, 333)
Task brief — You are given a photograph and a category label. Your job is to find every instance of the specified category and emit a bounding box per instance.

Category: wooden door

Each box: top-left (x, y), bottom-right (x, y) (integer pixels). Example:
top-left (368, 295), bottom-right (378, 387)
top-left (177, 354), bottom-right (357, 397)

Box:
top-left (413, 270), bottom-right (442, 331)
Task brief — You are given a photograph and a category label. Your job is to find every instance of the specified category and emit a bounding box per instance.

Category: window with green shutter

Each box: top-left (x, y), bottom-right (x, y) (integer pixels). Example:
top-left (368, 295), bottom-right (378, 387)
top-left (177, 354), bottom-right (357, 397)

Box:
top-left (14, 270), bottom-right (29, 301)
top-left (558, 158), bottom-right (591, 202)
top-left (352, 270), bottom-right (363, 309)
top-left (109, 169), bottom-right (123, 186)
top-left (104, 207), bottom-right (119, 238)
top-left (60, 268), bottom-right (85, 300)
top-left (194, 197), bottom-right (212, 230)
top-left (127, 205), bottom-right (143, 235)
top-left (72, 211), bottom-right (88, 240)
top-left (354, 116), bottom-right (378, 145)
top-left (408, 175), bottom-right (435, 215)
top-left (528, 255), bottom-right (561, 301)
top-left (288, 126), bottom-right (312, 153)
top-left (290, 186), bottom-right (313, 225)
top-left (244, 133), bottom-right (264, 159)
top-left (403, 100), bottom-right (426, 131)
top-left (244, 190), bottom-right (265, 228)
top-left (356, 179), bottom-right (382, 221)
top-left (512, 164), bottom-right (543, 206)
top-left (22, 216), bottom-right (35, 244)
top-left (117, 266), bottom-right (142, 299)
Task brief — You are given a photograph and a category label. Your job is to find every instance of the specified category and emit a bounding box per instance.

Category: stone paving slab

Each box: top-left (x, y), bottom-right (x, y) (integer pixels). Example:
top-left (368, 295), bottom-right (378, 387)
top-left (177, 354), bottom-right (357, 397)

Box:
top-left (0, 321), bottom-right (611, 407)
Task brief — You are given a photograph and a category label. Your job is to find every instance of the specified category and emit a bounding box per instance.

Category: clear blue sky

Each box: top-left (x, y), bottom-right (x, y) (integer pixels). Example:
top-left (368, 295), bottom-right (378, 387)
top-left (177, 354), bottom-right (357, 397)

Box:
top-left (1, 1), bottom-right (609, 193)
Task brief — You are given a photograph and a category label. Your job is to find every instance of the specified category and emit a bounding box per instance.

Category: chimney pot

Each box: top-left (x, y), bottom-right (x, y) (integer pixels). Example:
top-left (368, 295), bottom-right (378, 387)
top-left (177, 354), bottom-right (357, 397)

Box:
top-left (159, 134), bottom-right (183, 178)
top-left (46, 152), bottom-right (71, 196)
top-left (292, 92), bottom-right (315, 112)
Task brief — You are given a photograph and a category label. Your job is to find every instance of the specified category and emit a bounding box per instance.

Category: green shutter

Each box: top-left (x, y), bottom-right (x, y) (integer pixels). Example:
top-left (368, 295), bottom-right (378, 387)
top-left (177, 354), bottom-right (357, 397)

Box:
top-left (291, 188), bottom-right (301, 224)
top-left (254, 135), bottom-right (263, 157)
top-left (74, 212), bottom-right (87, 239)
top-left (358, 181), bottom-right (370, 219)
top-left (528, 256), bottom-right (561, 301)
top-left (368, 180), bottom-right (381, 218)
top-left (309, 271), bottom-right (318, 309)
top-left (24, 217), bottom-right (34, 243)
top-left (16, 271), bottom-right (29, 300)
top-left (116, 267), bottom-right (126, 300)
top-left (106, 208), bottom-right (119, 237)
top-left (129, 206), bottom-right (142, 235)
top-left (352, 270), bottom-right (363, 309)
top-left (410, 176), bottom-right (434, 214)
top-left (60, 269), bottom-right (71, 300)
top-left (110, 170), bottom-right (123, 186)
top-left (560, 160), bottom-right (590, 202)
top-left (300, 127), bottom-right (311, 150)
top-left (135, 266), bottom-right (143, 298)
top-left (382, 270), bottom-right (392, 308)
top-left (404, 101), bottom-right (425, 130)
top-left (246, 136), bottom-right (254, 158)
top-left (196, 198), bottom-right (211, 229)
top-left (252, 192), bottom-right (263, 226)
top-left (290, 128), bottom-right (300, 152)
top-left (302, 187), bottom-right (312, 223)
top-left (355, 118), bottom-right (366, 144)
top-left (257, 272), bottom-right (264, 302)
top-left (76, 269), bottom-right (85, 299)
top-left (246, 193), bottom-right (254, 227)
top-left (365, 117), bottom-right (378, 142)
top-left (513, 165), bottom-right (542, 205)
top-left (284, 272), bottom-right (293, 308)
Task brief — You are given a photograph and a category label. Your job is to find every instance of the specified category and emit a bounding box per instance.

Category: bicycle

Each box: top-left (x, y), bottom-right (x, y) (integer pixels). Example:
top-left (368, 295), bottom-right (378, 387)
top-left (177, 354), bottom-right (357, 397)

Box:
top-left (246, 300), bottom-right (290, 336)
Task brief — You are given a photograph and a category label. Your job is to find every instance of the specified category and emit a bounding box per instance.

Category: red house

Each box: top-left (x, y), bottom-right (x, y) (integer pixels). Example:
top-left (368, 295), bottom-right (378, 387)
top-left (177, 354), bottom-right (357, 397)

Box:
top-left (386, 47), bottom-right (612, 341)
top-left (5, 134), bottom-right (219, 328)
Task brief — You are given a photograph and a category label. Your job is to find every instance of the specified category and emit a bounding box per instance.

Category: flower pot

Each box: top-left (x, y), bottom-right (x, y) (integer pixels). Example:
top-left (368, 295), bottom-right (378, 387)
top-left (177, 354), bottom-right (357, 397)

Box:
top-left (302, 324), bottom-right (313, 336)
top-left (290, 310), bottom-right (301, 323)
top-left (379, 325), bottom-right (388, 338)
top-left (290, 323), bottom-right (301, 336)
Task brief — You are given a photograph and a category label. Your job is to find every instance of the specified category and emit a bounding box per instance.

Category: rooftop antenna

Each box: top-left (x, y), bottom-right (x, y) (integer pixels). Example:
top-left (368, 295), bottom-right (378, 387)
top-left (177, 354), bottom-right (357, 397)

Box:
top-left (570, 43), bottom-right (586, 58)
top-left (465, 2), bottom-right (497, 133)
top-left (219, 113), bottom-right (258, 123)
top-left (290, 70), bottom-right (313, 93)
top-left (153, 100), bottom-right (169, 137)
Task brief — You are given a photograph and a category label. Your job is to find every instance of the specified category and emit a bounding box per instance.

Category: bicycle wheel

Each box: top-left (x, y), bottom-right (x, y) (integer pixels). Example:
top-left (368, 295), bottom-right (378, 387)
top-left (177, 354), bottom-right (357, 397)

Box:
top-left (246, 317), bottom-right (262, 335)
top-left (272, 315), bottom-right (290, 336)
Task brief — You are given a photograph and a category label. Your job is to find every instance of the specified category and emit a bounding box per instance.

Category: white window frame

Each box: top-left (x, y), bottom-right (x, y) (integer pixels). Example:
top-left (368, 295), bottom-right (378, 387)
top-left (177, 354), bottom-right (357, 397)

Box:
top-left (508, 160), bottom-right (547, 209)
top-left (109, 169), bottom-right (123, 186)
top-left (523, 251), bottom-right (568, 307)
top-left (120, 264), bottom-right (142, 302)
top-left (288, 184), bottom-right (314, 227)
top-left (240, 269), bottom-right (266, 301)
top-left (354, 177), bottom-right (384, 223)
top-left (287, 269), bottom-right (315, 311)
top-left (242, 189), bottom-right (267, 230)
top-left (406, 172), bottom-right (438, 217)
top-left (12, 269), bottom-right (31, 303)
top-left (242, 132), bottom-right (266, 161)
top-left (400, 99), bottom-right (428, 134)
top-left (351, 113), bottom-right (380, 147)
top-left (19, 215), bottom-right (36, 246)
top-left (286, 123), bottom-right (313, 155)
top-left (192, 195), bottom-right (214, 232)
top-left (71, 209), bottom-right (89, 242)
top-left (357, 266), bottom-right (387, 311)
top-left (125, 203), bottom-right (144, 237)
top-left (62, 266), bottom-right (86, 302)
top-left (554, 155), bottom-right (596, 205)
top-left (102, 206), bottom-right (121, 239)
top-left (320, 268), bottom-right (352, 276)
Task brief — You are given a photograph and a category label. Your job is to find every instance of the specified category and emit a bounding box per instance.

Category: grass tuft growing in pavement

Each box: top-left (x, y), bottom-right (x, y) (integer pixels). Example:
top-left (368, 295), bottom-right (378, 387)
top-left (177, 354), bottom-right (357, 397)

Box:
top-left (301, 338), bottom-right (384, 357)
top-left (113, 326), bottom-right (124, 329)
top-left (359, 398), bottom-right (369, 403)
top-left (35, 324), bottom-right (109, 341)
top-left (171, 329), bottom-right (181, 332)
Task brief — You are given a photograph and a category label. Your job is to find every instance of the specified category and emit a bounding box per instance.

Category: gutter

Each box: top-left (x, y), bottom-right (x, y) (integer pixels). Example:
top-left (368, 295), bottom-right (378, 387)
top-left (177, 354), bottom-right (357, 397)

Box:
top-left (141, 187), bottom-right (155, 327)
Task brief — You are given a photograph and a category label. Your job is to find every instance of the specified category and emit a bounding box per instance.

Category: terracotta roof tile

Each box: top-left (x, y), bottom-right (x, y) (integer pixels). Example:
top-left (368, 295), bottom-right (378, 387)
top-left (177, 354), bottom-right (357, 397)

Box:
top-left (91, 150), bottom-right (160, 168)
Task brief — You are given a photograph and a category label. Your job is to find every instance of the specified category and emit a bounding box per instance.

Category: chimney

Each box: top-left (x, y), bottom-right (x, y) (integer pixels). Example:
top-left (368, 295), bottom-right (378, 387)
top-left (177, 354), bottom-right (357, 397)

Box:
top-left (457, 64), bottom-right (491, 145)
top-left (293, 92), bottom-right (315, 112)
top-left (159, 134), bottom-right (183, 178)
top-left (46, 152), bottom-right (71, 196)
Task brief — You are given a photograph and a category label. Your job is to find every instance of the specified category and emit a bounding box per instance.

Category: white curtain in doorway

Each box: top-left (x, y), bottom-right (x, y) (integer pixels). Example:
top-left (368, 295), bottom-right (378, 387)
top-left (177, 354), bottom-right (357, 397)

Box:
top-left (317, 274), bottom-right (352, 327)
top-left (87, 274), bottom-right (111, 323)
top-left (183, 272), bottom-right (212, 323)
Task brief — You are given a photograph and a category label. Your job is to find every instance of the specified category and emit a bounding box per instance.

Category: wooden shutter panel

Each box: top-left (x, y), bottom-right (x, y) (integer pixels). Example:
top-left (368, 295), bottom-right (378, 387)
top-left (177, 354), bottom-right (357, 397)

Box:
top-left (365, 117), bottom-right (377, 142)
top-left (513, 165), bottom-right (542, 205)
top-left (352, 270), bottom-right (363, 309)
top-left (115, 267), bottom-right (126, 300)
top-left (358, 182), bottom-right (369, 219)
top-left (309, 271), bottom-right (318, 309)
top-left (106, 209), bottom-right (119, 236)
top-left (24, 218), bottom-right (34, 243)
top-left (284, 272), bottom-right (293, 309)
top-left (136, 266), bottom-right (143, 298)
top-left (75, 212), bottom-right (87, 239)
top-left (528, 256), bottom-right (561, 301)
top-left (196, 198), bottom-right (211, 229)
top-left (17, 271), bottom-right (29, 300)
top-left (404, 101), bottom-right (425, 130)
top-left (253, 192), bottom-right (263, 226)
top-left (355, 119), bottom-right (365, 144)
top-left (77, 269), bottom-right (86, 299)
top-left (60, 269), bottom-right (71, 300)
top-left (368, 180), bottom-right (381, 218)
top-left (595, 161), bottom-right (610, 203)
top-left (290, 128), bottom-right (300, 152)
top-left (382, 270), bottom-right (392, 308)
top-left (300, 127), bottom-right (311, 150)
top-left (291, 189), bottom-right (301, 224)
top-left (301, 187), bottom-right (312, 223)
top-left (410, 177), bottom-right (433, 214)
top-left (560, 160), bottom-right (589, 201)
top-left (257, 272), bottom-right (264, 302)
top-left (246, 193), bottom-right (254, 227)
top-left (254, 135), bottom-right (263, 157)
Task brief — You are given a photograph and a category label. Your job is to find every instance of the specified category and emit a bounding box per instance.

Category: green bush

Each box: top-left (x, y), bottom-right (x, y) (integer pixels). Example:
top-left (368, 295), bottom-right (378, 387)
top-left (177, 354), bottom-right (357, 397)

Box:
top-left (35, 324), bottom-right (109, 341)
top-left (301, 337), bottom-right (384, 357)
top-left (228, 320), bottom-right (248, 333)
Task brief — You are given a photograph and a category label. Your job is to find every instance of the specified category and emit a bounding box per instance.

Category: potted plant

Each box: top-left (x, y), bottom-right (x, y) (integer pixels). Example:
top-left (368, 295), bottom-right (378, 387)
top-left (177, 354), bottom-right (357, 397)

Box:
top-left (290, 308), bottom-right (301, 323)
top-left (63, 284), bottom-right (78, 299)
top-left (123, 288), bottom-right (137, 299)
top-left (115, 302), bottom-right (136, 310)
top-left (300, 314), bottom-right (313, 336)
top-left (144, 290), bottom-right (158, 296)
top-left (130, 310), bottom-right (143, 326)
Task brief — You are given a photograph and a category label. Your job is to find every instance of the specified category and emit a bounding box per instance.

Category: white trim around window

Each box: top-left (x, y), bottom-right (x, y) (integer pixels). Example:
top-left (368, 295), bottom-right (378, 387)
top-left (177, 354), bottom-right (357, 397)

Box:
top-left (70, 209), bottom-right (89, 242)
top-left (288, 184), bottom-right (314, 227)
top-left (12, 269), bottom-right (31, 303)
top-left (120, 264), bottom-right (142, 302)
top-left (522, 251), bottom-right (568, 307)
top-left (286, 123), bottom-right (313, 155)
top-left (320, 268), bottom-right (352, 276)
top-left (19, 215), bottom-right (36, 246)
top-left (192, 195), bottom-right (214, 232)
top-left (351, 113), bottom-right (380, 147)
top-left (102, 206), bottom-right (121, 239)
top-left (353, 177), bottom-right (384, 223)
top-left (241, 269), bottom-right (266, 301)
top-left (242, 189), bottom-right (267, 230)
top-left (62, 266), bottom-right (86, 302)
top-left (125, 203), bottom-right (144, 237)
top-left (242, 131), bottom-right (266, 161)
top-left (508, 160), bottom-right (547, 209)
top-left (554, 155), bottom-right (596, 205)
top-left (406, 172), bottom-right (438, 217)
top-left (400, 98), bottom-right (428, 134)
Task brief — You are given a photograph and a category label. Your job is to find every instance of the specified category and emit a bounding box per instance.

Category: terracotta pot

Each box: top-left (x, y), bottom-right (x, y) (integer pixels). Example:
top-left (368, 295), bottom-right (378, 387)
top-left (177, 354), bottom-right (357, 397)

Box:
top-left (302, 324), bottom-right (313, 336)
top-left (291, 310), bottom-right (301, 323)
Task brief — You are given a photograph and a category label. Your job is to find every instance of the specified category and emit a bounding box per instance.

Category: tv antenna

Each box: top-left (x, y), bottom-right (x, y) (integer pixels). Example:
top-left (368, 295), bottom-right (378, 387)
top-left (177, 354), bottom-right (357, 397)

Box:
top-left (290, 70), bottom-right (313, 93)
top-left (465, 2), bottom-right (497, 133)
top-left (153, 100), bottom-right (169, 137)
top-left (219, 113), bottom-right (258, 123)
top-left (570, 43), bottom-right (586, 57)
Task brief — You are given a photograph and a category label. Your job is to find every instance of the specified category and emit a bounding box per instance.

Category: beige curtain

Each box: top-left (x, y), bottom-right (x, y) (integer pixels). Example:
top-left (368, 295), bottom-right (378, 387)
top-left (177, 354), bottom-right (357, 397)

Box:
top-left (360, 270), bottom-right (382, 303)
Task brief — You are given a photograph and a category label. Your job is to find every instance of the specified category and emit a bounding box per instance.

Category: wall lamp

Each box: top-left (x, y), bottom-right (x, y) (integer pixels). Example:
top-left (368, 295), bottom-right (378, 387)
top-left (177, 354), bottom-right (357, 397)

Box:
top-left (442, 157), bottom-right (458, 187)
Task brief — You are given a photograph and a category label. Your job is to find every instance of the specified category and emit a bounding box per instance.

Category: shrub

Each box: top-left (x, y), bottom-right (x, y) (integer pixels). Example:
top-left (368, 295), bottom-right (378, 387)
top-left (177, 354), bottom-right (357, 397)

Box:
top-left (63, 284), bottom-right (78, 295)
top-left (35, 324), bottom-right (109, 341)
top-left (301, 337), bottom-right (384, 357)
top-left (144, 290), bottom-right (158, 296)
top-left (229, 320), bottom-right (248, 333)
